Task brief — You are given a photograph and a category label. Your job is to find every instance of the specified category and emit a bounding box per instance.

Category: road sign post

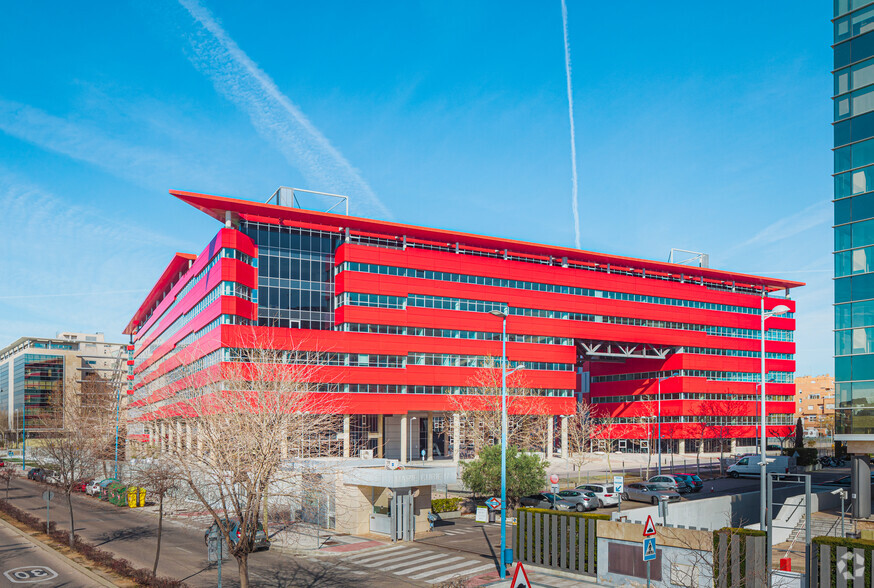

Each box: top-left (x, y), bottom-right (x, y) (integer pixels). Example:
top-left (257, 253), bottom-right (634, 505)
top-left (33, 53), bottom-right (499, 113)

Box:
top-left (642, 514), bottom-right (657, 588)
top-left (207, 526), bottom-right (227, 587)
top-left (41, 491), bottom-right (53, 534)
top-left (614, 475), bottom-right (624, 513)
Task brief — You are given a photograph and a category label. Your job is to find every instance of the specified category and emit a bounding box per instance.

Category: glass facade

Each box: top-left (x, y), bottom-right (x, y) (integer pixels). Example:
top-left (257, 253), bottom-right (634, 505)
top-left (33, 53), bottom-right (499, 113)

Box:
top-left (835, 2), bottom-right (874, 438)
top-left (13, 354), bottom-right (63, 428)
top-left (240, 220), bottom-right (340, 329)
top-left (0, 362), bottom-right (8, 419)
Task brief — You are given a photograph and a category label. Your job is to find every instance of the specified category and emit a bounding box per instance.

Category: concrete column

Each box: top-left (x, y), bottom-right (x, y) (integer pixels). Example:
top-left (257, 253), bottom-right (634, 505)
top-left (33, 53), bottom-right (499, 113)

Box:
top-left (377, 416), bottom-right (384, 459)
top-left (678, 439), bottom-right (686, 455)
top-left (401, 415), bottom-right (408, 463)
top-left (185, 420), bottom-right (193, 453)
top-left (176, 420), bottom-right (182, 452)
top-left (280, 428), bottom-right (288, 460)
top-left (427, 412), bottom-right (434, 461)
top-left (164, 422), bottom-right (171, 453)
top-left (560, 415), bottom-right (568, 459)
top-left (343, 415), bottom-right (351, 458)
top-left (196, 424), bottom-right (204, 455)
top-left (730, 438), bottom-right (737, 454)
top-left (453, 413), bottom-right (461, 463)
top-left (546, 416), bottom-right (554, 459)
top-left (158, 423), bottom-right (165, 452)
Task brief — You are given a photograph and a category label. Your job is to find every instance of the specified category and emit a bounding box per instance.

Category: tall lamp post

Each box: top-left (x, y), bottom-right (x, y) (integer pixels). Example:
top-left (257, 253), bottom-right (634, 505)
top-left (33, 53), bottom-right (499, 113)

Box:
top-left (656, 374), bottom-right (676, 476)
top-left (759, 300), bottom-right (791, 534)
top-left (489, 307), bottom-right (511, 579)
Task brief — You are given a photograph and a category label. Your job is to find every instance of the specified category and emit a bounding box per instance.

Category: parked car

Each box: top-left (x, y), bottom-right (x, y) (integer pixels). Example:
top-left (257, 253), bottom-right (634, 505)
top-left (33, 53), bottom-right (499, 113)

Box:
top-left (203, 519), bottom-right (270, 551)
top-left (43, 471), bottom-right (60, 485)
top-left (0, 460), bottom-right (5, 468)
top-left (85, 480), bottom-right (102, 496)
top-left (726, 455), bottom-right (796, 478)
top-left (575, 483), bottom-right (620, 507)
top-left (73, 479), bottom-right (91, 492)
top-left (647, 474), bottom-right (692, 494)
top-left (518, 493), bottom-right (574, 511)
top-left (623, 483), bottom-right (681, 504)
top-left (674, 473), bottom-right (703, 493)
top-left (26, 467), bottom-right (43, 481)
top-left (557, 489), bottom-right (600, 511)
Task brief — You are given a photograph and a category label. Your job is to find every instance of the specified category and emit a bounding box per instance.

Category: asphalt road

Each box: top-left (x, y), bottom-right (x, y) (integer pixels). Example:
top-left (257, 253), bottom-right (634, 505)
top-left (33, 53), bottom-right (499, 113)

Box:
top-left (0, 521), bottom-right (98, 587)
top-left (2, 477), bottom-right (372, 588)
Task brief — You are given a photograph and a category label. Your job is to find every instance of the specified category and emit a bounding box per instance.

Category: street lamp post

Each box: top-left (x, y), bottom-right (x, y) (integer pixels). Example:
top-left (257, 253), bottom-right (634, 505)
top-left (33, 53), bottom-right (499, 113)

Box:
top-left (759, 299), bottom-right (791, 535)
top-left (656, 375), bottom-right (676, 476)
top-left (489, 307), bottom-right (510, 579)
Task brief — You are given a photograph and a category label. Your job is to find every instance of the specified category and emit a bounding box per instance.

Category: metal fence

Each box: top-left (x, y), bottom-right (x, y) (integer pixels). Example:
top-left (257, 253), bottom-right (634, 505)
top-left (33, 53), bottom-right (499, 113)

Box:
top-left (514, 508), bottom-right (602, 576)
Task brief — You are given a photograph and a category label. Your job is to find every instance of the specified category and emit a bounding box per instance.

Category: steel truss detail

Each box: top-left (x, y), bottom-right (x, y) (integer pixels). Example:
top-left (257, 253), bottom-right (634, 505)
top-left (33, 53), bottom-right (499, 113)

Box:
top-left (576, 339), bottom-right (676, 361)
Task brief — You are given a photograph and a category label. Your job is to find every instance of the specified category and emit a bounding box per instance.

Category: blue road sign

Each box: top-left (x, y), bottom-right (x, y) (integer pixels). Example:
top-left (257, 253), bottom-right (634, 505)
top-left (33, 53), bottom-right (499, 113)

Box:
top-left (643, 537), bottom-right (657, 562)
top-left (486, 497), bottom-right (502, 510)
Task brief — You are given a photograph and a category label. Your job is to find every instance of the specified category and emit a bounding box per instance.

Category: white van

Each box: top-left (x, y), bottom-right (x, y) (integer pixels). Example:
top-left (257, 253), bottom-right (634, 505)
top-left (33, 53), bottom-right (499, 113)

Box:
top-left (727, 455), bottom-right (796, 478)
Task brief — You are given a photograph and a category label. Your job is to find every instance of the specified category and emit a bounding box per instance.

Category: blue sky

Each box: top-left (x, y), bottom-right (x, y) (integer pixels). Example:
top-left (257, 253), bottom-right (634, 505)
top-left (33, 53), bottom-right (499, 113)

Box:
top-left (0, 2), bottom-right (832, 375)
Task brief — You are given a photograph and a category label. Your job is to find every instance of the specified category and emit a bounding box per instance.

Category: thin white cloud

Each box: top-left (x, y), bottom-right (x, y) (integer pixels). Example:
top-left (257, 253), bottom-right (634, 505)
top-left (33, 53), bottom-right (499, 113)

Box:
top-left (177, 0), bottom-right (390, 219)
top-left (560, 0), bottom-right (580, 249)
top-left (0, 170), bottom-right (191, 345)
top-left (0, 99), bottom-right (220, 189)
top-left (726, 200), bottom-right (831, 256)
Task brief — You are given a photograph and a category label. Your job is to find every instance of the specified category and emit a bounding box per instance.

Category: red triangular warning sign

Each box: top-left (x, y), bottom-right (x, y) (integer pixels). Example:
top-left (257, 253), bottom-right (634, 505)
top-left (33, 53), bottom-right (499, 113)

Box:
top-left (510, 561), bottom-right (532, 587)
top-left (643, 515), bottom-right (657, 536)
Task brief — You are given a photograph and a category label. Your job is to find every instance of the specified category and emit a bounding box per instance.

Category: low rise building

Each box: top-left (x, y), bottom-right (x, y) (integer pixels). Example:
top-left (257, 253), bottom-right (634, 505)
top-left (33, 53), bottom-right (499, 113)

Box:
top-left (0, 332), bottom-right (125, 433)
top-left (795, 374), bottom-right (835, 437)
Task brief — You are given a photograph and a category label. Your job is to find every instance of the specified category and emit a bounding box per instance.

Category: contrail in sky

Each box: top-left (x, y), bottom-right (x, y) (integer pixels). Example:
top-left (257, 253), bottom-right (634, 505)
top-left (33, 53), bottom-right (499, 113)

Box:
top-left (178, 0), bottom-right (390, 219)
top-left (561, 0), bottom-right (581, 249)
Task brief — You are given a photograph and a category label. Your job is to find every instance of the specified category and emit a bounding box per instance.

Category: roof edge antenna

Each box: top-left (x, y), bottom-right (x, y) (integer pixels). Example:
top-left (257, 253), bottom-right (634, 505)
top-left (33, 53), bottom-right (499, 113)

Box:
top-left (266, 187), bottom-right (349, 215)
top-left (668, 248), bottom-right (709, 268)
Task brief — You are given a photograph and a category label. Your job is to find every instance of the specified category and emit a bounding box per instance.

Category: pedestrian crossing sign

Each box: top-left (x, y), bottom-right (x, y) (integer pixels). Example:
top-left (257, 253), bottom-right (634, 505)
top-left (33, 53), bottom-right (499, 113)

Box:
top-left (510, 562), bottom-right (531, 587)
top-left (643, 537), bottom-right (657, 562)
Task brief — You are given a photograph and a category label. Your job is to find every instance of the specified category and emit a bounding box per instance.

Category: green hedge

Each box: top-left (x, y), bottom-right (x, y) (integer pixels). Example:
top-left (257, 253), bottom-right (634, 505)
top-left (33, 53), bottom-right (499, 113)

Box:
top-left (813, 536), bottom-right (874, 587)
top-left (431, 497), bottom-right (463, 513)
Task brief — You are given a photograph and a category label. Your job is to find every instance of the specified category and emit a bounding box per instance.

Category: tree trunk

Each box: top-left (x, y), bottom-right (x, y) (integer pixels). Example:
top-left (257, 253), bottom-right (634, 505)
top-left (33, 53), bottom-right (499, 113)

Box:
top-left (153, 494), bottom-right (163, 576)
top-left (66, 492), bottom-right (75, 547)
top-left (236, 552), bottom-right (250, 588)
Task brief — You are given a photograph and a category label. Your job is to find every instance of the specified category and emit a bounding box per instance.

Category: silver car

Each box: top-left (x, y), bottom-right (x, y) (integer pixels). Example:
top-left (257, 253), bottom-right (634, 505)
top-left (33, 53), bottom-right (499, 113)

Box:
top-left (623, 483), bottom-right (681, 504)
top-left (575, 483), bottom-right (620, 506)
top-left (519, 493), bottom-right (574, 511)
top-left (647, 474), bottom-right (692, 494)
top-left (557, 489), bottom-right (600, 511)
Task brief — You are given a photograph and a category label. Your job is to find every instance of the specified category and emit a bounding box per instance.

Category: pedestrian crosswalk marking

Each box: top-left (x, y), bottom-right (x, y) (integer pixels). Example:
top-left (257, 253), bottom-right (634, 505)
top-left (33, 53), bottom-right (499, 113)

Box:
top-left (359, 549), bottom-right (423, 567)
top-left (399, 556), bottom-right (465, 576)
top-left (424, 563), bottom-right (496, 584)
top-left (343, 545), bottom-right (410, 562)
top-left (410, 558), bottom-right (484, 580)
top-left (381, 553), bottom-right (446, 571)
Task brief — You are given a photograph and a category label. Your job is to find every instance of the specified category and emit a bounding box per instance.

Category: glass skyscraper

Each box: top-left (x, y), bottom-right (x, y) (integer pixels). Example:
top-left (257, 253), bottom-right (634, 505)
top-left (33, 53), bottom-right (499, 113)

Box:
top-left (835, 2), bottom-right (874, 511)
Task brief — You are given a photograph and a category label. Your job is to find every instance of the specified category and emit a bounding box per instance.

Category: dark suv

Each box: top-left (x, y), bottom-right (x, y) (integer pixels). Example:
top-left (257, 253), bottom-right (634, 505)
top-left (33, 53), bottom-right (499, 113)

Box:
top-left (26, 467), bottom-right (43, 480)
top-left (204, 519), bottom-right (270, 551)
top-left (674, 473), bottom-right (703, 493)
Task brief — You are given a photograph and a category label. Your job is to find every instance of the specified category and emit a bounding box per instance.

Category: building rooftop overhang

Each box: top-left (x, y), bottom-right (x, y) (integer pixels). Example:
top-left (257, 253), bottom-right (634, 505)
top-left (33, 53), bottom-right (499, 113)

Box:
top-left (171, 189), bottom-right (805, 293)
top-left (124, 252), bottom-right (197, 335)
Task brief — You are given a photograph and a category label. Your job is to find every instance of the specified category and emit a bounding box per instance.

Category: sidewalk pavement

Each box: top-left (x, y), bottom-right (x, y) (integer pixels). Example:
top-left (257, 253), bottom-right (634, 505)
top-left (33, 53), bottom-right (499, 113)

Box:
top-left (476, 564), bottom-right (603, 587)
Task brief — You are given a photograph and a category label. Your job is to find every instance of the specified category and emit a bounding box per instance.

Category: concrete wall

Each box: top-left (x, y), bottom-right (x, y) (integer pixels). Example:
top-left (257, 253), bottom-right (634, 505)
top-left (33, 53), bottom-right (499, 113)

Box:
top-left (615, 486), bottom-right (816, 531)
top-left (597, 520), bottom-right (713, 588)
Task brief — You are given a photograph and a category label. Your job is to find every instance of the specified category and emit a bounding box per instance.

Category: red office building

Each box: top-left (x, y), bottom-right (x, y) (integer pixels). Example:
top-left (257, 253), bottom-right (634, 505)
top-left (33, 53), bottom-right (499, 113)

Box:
top-left (125, 189), bottom-right (801, 459)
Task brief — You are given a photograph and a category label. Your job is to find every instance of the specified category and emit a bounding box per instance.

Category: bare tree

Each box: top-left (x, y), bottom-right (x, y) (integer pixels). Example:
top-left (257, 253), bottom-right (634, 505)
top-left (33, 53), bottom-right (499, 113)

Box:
top-left (167, 337), bottom-right (342, 588)
top-left (0, 461), bottom-right (14, 501)
top-left (133, 452), bottom-right (180, 577)
top-left (37, 379), bottom-right (102, 547)
top-left (449, 356), bottom-right (550, 454)
top-left (591, 409), bottom-right (622, 480)
top-left (565, 402), bottom-right (597, 485)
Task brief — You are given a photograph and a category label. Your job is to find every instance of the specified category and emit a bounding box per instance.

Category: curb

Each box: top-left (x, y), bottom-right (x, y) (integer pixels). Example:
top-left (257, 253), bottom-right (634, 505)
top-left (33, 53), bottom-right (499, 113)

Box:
top-left (0, 515), bottom-right (117, 587)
